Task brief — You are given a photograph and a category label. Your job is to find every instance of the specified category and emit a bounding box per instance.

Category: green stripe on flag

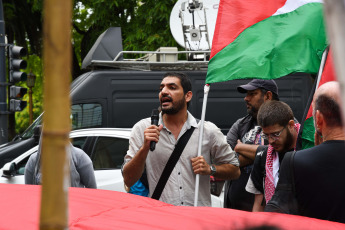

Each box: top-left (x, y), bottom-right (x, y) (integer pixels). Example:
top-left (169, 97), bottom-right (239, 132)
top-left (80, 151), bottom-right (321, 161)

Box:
top-left (301, 117), bottom-right (315, 149)
top-left (206, 3), bottom-right (327, 84)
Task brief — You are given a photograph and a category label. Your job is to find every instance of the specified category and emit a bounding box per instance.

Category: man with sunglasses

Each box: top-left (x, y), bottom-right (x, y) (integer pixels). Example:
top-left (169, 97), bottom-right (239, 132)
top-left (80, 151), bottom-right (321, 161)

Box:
top-left (245, 100), bottom-right (300, 211)
top-left (224, 79), bottom-right (279, 211)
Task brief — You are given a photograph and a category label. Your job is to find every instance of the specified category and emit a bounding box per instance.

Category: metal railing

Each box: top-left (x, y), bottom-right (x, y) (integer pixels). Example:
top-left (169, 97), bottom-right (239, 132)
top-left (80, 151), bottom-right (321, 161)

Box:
top-left (91, 50), bottom-right (210, 71)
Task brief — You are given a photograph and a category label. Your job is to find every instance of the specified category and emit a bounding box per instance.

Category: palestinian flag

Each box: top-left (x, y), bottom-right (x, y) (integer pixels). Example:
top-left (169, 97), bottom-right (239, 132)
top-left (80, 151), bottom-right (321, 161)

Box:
top-left (206, 0), bottom-right (328, 84)
top-left (299, 47), bottom-right (337, 149)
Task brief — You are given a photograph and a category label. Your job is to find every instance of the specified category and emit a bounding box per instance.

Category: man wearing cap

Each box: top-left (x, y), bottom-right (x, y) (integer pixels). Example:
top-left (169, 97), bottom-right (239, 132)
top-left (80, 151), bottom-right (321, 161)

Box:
top-left (224, 79), bottom-right (279, 211)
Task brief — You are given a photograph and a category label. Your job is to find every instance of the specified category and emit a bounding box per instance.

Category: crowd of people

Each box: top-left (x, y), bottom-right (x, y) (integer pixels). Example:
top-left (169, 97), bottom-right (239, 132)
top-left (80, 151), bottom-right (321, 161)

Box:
top-left (24, 71), bottom-right (345, 224)
top-left (122, 72), bottom-right (345, 224)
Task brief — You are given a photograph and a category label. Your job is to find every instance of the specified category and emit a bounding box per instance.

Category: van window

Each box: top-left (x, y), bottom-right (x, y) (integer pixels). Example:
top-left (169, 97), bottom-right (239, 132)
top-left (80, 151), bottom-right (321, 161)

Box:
top-left (71, 103), bottom-right (102, 129)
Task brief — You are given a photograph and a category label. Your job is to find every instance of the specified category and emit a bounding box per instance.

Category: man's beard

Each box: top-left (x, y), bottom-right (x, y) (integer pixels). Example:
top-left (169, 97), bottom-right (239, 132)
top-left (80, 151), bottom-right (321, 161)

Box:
top-left (247, 105), bottom-right (259, 117)
top-left (247, 97), bottom-right (264, 117)
top-left (280, 128), bottom-right (294, 153)
top-left (161, 97), bottom-right (185, 115)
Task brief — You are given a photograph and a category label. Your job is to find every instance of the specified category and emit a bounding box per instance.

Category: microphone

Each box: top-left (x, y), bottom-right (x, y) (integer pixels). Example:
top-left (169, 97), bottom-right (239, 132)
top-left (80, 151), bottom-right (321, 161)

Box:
top-left (150, 109), bottom-right (160, 151)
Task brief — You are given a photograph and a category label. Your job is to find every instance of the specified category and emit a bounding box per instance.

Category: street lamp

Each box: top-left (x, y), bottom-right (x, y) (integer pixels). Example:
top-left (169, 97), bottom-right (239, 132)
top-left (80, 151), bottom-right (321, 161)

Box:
top-left (26, 71), bottom-right (36, 124)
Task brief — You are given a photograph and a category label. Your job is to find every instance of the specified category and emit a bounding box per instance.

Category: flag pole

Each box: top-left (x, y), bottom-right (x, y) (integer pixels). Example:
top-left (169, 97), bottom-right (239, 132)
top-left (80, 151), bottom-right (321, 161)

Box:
top-left (194, 84), bottom-right (210, 207)
top-left (323, 0), bottom-right (345, 130)
top-left (296, 47), bottom-right (329, 150)
top-left (314, 47), bottom-right (329, 90)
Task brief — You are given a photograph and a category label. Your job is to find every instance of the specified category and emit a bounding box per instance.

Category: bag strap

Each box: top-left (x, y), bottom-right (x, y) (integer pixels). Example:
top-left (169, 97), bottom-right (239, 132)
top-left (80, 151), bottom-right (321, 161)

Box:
top-left (290, 150), bottom-right (297, 195)
top-left (287, 150), bottom-right (300, 214)
top-left (151, 126), bottom-right (196, 200)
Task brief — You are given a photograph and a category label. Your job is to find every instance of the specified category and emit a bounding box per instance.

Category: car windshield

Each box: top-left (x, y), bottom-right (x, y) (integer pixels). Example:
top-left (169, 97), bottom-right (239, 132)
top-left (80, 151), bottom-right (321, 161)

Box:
top-left (20, 114), bottom-right (43, 140)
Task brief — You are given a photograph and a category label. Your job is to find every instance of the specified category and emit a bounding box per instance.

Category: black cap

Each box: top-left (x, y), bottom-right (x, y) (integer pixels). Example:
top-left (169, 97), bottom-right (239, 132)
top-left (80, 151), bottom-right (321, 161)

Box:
top-left (237, 79), bottom-right (278, 96)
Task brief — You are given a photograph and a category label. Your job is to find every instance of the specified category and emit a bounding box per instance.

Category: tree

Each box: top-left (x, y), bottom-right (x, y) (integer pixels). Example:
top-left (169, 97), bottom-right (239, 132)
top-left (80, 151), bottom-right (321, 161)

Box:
top-left (4, 0), bottom-right (180, 136)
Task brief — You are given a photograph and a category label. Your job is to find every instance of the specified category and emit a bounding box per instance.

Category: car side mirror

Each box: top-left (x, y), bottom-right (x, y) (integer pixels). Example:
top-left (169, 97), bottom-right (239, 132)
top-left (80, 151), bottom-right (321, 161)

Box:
top-left (2, 162), bottom-right (17, 178)
top-left (11, 134), bottom-right (21, 142)
top-left (33, 125), bottom-right (42, 145)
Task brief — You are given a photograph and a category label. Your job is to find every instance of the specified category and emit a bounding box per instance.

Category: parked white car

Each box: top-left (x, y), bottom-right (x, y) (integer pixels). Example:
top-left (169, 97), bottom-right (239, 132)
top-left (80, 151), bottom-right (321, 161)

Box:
top-left (0, 128), bottom-right (224, 207)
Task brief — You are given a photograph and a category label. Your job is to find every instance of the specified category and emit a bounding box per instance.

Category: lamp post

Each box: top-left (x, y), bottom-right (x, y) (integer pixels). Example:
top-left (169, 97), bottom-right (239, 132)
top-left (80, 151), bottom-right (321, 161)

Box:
top-left (26, 71), bottom-right (36, 124)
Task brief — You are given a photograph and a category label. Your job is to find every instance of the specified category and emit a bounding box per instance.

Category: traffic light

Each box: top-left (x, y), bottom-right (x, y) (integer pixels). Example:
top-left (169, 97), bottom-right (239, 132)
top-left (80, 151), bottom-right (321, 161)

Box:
top-left (8, 45), bottom-right (28, 112)
top-left (9, 85), bottom-right (27, 112)
top-left (9, 45), bottom-right (27, 83)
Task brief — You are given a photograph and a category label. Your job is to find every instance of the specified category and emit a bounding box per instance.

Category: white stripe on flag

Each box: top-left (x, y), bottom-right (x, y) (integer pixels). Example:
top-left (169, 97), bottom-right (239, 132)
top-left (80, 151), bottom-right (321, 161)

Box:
top-left (273, 0), bottom-right (323, 16)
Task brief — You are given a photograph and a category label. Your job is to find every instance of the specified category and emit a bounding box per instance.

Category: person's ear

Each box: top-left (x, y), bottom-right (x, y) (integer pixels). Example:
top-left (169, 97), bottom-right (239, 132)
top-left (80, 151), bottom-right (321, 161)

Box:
top-left (315, 110), bottom-right (324, 130)
top-left (265, 91), bottom-right (273, 101)
top-left (286, 119), bottom-right (295, 133)
top-left (185, 91), bottom-right (193, 103)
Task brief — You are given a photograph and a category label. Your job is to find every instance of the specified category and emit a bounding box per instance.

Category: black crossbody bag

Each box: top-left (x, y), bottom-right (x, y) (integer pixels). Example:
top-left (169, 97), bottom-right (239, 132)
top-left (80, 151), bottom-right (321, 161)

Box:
top-left (151, 127), bottom-right (195, 200)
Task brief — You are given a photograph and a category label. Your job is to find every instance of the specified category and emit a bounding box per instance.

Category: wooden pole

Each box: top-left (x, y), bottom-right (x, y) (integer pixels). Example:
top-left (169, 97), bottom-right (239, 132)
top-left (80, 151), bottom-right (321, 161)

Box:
top-left (323, 0), bottom-right (345, 128)
top-left (40, 0), bottom-right (72, 229)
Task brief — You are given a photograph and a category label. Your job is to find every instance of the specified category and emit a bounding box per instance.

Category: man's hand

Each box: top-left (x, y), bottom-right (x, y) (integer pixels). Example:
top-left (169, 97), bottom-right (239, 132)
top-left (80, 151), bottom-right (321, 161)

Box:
top-left (234, 139), bottom-right (243, 153)
top-left (191, 156), bottom-right (211, 175)
top-left (233, 139), bottom-right (258, 167)
top-left (143, 124), bottom-right (163, 150)
top-left (123, 124), bottom-right (163, 188)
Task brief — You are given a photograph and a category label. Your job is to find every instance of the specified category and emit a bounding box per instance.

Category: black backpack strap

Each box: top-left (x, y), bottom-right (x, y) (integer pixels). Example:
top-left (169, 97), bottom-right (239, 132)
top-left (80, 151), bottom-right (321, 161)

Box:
top-left (151, 126), bottom-right (196, 200)
top-left (264, 150), bottom-right (299, 214)
top-left (290, 150), bottom-right (297, 197)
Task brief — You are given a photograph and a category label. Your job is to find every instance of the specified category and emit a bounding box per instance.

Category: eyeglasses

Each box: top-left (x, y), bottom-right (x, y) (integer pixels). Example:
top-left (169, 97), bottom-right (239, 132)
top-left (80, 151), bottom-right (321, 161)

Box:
top-left (262, 126), bottom-right (287, 141)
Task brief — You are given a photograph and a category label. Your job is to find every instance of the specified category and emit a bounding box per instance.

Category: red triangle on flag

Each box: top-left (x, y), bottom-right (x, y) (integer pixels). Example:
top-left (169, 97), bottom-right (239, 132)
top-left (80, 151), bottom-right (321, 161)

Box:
top-left (211, 0), bottom-right (286, 58)
top-left (306, 48), bottom-right (337, 120)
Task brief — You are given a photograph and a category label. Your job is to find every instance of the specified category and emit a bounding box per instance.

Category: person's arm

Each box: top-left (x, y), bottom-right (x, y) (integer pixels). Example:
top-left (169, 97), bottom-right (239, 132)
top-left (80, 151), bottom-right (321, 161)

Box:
top-left (253, 194), bottom-right (265, 212)
top-left (24, 153), bottom-right (37, 185)
top-left (234, 140), bottom-right (259, 160)
top-left (235, 140), bottom-right (259, 166)
top-left (192, 122), bottom-right (241, 180)
top-left (227, 118), bottom-right (259, 167)
top-left (213, 163), bottom-right (240, 180)
top-left (226, 119), bottom-right (241, 149)
top-left (245, 147), bottom-right (267, 211)
top-left (191, 156), bottom-right (240, 180)
top-left (246, 176), bottom-right (265, 211)
top-left (123, 124), bottom-right (163, 187)
top-left (76, 148), bottom-right (97, 189)
top-left (237, 155), bottom-right (252, 167)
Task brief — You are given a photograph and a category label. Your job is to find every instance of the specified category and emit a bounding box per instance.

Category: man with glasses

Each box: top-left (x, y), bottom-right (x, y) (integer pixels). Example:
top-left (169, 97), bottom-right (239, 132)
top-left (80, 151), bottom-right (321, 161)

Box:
top-left (266, 81), bottom-right (345, 223)
top-left (245, 100), bottom-right (300, 211)
top-left (224, 79), bottom-right (279, 211)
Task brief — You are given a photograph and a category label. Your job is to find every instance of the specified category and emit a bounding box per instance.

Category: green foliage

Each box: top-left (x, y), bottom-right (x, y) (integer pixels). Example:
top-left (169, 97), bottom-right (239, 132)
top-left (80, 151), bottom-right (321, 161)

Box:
top-left (5, 0), bottom-right (181, 136)
top-left (124, 0), bottom-right (178, 51)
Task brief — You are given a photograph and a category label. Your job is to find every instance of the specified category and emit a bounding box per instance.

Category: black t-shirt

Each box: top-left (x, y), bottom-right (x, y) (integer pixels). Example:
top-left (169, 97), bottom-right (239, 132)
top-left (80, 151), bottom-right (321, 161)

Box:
top-left (294, 140), bottom-right (345, 223)
top-left (249, 146), bottom-right (291, 197)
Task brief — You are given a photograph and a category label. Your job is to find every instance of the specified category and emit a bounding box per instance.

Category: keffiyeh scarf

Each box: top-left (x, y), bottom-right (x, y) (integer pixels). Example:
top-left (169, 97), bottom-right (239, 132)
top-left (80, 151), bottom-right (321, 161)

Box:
top-left (264, 123), bottom-right (300, 204)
